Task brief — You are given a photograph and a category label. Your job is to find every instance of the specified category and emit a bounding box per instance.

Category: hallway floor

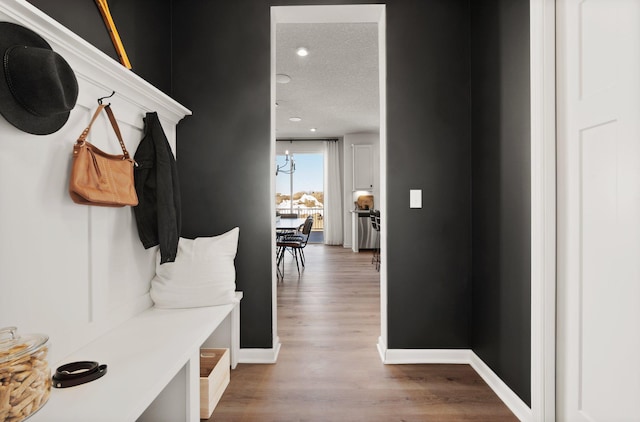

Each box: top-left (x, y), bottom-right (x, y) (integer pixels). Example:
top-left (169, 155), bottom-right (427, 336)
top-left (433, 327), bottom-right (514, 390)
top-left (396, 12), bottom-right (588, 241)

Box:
top-left (210, 245), bottom-right (517, 421)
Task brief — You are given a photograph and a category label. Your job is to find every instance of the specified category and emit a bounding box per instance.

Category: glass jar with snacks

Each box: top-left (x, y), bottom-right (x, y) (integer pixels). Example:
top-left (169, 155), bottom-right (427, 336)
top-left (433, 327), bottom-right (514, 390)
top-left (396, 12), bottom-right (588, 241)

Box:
top-left (0, 327), bottom-right (51, 422)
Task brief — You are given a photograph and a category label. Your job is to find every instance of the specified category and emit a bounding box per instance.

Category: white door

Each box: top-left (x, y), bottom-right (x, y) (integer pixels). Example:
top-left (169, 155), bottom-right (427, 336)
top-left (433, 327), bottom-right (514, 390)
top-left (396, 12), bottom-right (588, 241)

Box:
top-left (557, 0), bottom-right (640, 421)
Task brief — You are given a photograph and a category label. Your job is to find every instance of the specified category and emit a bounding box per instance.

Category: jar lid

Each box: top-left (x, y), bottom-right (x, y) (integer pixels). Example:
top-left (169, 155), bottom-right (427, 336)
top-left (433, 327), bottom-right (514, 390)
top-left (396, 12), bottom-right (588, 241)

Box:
top-left (0, 326), bottom-right (48, 364)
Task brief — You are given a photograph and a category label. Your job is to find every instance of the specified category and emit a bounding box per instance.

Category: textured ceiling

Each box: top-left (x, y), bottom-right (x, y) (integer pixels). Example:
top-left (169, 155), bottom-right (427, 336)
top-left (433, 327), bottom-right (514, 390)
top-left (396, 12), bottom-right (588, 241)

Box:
top-left (275, 23), bottom-right (379, 139)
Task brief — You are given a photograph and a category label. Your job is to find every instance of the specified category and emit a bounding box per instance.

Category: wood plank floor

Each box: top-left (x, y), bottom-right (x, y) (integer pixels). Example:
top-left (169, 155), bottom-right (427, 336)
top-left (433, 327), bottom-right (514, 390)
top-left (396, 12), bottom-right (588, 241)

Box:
top-left (210, 245), bottom-right (518, 421)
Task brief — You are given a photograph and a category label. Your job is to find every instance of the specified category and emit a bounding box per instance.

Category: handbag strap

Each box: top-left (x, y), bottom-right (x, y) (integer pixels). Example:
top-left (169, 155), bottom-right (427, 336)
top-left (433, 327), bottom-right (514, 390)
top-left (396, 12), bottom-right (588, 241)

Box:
top-left (77, 104), bottom-right (131, 160)
top-left (104, 105), bottom-right (131, 159)
top-left (77, 104), bottom-right (105, 143)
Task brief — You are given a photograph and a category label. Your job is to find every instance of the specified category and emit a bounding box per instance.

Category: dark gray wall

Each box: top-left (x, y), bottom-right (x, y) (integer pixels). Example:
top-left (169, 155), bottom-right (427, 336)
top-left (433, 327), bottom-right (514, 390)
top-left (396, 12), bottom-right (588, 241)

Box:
top-left (27, 0), bottom-right (172, 95)
top-left (470, 0), bottom-right (531, 405)
top-left (385, 0), bottom-right (471, 349)
top-left (171, 0), bottom-right (275, 348)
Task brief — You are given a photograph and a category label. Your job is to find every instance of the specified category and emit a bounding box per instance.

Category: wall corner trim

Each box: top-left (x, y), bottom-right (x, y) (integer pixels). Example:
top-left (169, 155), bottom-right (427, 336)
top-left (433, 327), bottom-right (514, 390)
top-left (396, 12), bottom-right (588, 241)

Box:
top-left (376, 343), bottom-right (532, 422)
top-left (529, 0), bottom-right (557, 420)
top-left (238, 337), bottom-right (282, 364)
top-left (376, 336), bottom-right (388, 362)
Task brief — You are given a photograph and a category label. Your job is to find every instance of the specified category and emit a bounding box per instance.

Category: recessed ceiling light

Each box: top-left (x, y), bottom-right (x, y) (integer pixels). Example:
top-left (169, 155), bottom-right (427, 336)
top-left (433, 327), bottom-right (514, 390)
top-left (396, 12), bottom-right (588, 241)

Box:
top-left (289, 117), bottom-right (302, 122)
top-left (310, 128), bottom-right (317, 132)
top-left (296, 47), bottom-right (309, 57)
top-left (276, 74), bottom-right (291, 84)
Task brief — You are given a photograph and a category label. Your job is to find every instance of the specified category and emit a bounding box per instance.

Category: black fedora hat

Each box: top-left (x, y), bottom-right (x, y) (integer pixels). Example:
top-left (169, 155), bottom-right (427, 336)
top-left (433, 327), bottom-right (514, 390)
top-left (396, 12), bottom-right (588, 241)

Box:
top-left (0, 22), bottom-right (78, 135)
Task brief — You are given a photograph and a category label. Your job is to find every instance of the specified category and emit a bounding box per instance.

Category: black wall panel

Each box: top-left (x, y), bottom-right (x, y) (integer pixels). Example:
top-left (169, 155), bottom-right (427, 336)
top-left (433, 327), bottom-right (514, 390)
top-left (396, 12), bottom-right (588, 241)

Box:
top-left (385, 0), bottom-right (471, 349)
top-left (171, 0), bottom-right (276, 348)
top-left (470, 0), bottom-right (532, 405)
top-left (27, 0), bottom-right (172, 94)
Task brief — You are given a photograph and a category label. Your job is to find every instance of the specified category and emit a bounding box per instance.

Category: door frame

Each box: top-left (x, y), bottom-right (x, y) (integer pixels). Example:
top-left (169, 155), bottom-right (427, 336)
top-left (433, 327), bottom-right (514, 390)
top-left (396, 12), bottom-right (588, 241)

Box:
top-left (530, 0), bottom-right (556, 420)
top-left (270, 4), bottom-right (388, 358)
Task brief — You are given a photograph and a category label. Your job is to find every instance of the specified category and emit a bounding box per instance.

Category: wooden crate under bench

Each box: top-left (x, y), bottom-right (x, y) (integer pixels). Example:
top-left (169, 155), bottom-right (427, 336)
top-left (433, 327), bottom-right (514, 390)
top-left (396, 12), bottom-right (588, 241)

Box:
top-left (200, 348), bottom-right (230, 419)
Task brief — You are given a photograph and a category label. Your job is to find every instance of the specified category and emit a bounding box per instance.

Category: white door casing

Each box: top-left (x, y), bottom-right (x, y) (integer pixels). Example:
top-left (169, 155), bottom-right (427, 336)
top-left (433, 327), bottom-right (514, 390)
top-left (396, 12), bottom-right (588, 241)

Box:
top-left (270, 5), bottom-right (387, 363)
top-left (557, 0), bottom-right (640, 420)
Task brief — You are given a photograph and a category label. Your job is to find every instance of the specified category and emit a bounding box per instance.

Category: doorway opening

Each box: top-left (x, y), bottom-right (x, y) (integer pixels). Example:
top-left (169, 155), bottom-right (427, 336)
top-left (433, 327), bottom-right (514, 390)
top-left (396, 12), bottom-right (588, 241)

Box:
top-left (270, 5), bottom-right (387, 355)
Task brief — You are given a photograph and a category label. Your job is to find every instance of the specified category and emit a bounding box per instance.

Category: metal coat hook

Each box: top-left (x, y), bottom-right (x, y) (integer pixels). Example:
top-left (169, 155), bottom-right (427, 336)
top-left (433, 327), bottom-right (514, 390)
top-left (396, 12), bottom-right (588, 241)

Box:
top-left (97, 91), bottom-right (115, 105)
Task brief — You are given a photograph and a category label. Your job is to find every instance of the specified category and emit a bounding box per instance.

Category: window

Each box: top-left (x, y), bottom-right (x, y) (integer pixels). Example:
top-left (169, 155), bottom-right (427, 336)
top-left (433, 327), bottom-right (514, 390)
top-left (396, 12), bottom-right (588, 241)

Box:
top-left (275, 153), bottom-right (324, 234)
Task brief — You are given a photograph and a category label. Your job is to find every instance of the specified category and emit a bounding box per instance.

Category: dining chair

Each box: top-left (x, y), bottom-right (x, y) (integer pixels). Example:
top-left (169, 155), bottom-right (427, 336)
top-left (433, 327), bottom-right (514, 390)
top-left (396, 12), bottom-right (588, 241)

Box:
top-left (370, 210), bottom-right (381, 271)
top-left (276, 216), bottom-right (313, 278)
top-left (287, 216), bottom-right (313, 266)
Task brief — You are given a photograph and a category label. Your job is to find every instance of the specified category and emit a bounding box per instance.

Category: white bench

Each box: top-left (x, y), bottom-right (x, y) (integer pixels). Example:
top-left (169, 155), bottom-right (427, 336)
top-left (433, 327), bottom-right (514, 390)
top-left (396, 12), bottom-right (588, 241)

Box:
top-left (30, 292), bottom-right (242, 422)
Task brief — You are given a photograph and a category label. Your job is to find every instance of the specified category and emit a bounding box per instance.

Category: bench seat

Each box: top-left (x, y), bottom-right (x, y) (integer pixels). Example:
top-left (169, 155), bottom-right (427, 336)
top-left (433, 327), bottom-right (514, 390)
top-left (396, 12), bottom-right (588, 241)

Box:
top-left (30, 292), bottom-right (242, 422)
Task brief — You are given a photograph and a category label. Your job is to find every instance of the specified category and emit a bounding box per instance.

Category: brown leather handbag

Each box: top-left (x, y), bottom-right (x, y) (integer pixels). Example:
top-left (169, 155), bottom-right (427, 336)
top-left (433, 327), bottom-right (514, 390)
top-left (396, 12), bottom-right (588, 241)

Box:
top-left (69, 104), bottom-right (138, 207)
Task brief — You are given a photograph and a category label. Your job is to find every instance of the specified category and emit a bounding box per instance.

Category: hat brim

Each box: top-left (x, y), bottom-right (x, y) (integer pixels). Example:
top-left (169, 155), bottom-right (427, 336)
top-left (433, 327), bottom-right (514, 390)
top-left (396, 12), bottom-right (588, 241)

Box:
top-left (0, 22), bottom-right (71, 135)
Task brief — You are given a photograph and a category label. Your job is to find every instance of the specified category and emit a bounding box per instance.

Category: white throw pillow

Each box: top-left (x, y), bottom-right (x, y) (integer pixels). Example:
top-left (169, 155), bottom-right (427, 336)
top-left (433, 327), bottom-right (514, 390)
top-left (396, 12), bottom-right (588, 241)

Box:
top-left (150, 227), bottom-right (239, 308)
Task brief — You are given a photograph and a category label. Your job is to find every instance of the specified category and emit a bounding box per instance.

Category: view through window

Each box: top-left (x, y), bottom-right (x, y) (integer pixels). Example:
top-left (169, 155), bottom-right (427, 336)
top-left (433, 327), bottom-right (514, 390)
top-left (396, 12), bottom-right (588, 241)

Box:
top-left (276, 153), bottom-right (324, 241)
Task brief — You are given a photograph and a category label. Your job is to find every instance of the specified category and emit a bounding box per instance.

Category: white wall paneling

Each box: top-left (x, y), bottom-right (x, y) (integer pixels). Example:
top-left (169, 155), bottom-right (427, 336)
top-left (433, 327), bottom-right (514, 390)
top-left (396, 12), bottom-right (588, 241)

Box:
top-left (0, 0), bottom-right (190, 364)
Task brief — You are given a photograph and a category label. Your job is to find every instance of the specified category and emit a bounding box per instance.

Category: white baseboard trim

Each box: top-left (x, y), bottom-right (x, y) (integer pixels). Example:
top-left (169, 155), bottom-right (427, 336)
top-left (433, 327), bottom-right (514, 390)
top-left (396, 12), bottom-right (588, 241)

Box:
top-left (469, 352), bottom-right (532, 422)
top-left (377, 337), bottom-right (471, 364)
top-left (238, 337), bottom-right (282, 364)
top-left (376, 338), bottom-right (531, 421)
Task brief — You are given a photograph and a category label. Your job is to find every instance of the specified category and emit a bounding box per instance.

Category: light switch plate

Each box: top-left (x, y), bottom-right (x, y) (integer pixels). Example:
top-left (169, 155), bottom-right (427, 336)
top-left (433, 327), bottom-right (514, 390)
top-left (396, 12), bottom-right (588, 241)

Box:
top-left (410, 189), bottom-right (422, 208)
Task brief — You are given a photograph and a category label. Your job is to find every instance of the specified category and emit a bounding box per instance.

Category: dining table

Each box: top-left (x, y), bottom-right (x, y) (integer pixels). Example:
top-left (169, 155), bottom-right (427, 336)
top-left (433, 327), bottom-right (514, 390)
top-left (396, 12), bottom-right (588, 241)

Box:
top-left (275, 217), bottom-right (307, 231)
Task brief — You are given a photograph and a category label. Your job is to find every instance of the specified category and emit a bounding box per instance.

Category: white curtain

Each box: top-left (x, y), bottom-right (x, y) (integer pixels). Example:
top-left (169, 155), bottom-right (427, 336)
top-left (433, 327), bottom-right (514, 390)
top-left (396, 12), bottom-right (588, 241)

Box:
top-left (324, 140), bottom-right (343, 245)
